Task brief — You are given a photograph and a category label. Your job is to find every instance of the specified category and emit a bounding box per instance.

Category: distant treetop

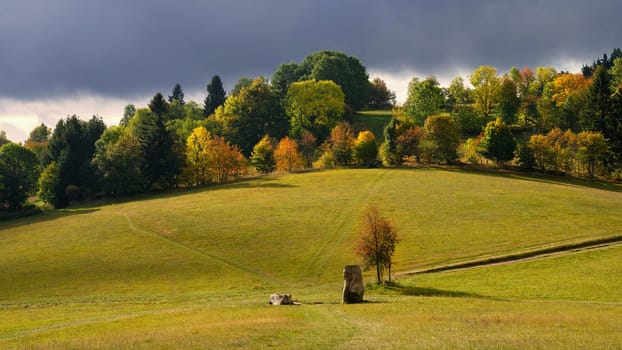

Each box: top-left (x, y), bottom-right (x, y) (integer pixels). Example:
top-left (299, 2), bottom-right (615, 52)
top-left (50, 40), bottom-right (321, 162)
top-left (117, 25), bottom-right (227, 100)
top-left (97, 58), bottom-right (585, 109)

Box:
top-left (272, 50), bottom-right (371, 111)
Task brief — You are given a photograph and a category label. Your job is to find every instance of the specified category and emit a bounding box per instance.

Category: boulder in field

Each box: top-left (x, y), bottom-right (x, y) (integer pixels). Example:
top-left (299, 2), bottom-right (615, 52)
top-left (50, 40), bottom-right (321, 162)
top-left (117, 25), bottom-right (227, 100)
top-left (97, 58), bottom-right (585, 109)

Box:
top-left (342, 265), bottom-right (364, 303)
top-left (269, 293), bottom-right (293, 305)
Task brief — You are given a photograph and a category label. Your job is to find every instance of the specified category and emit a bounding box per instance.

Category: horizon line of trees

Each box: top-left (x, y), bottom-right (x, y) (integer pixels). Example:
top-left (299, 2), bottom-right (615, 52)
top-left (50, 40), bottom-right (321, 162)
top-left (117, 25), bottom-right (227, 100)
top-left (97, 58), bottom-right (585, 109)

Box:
top-left (386, 47), bottom-right (622, 176)
top-left (1, 48), bottom-right (621, 211)
top-left (1, 50), bottom-right (390, 210)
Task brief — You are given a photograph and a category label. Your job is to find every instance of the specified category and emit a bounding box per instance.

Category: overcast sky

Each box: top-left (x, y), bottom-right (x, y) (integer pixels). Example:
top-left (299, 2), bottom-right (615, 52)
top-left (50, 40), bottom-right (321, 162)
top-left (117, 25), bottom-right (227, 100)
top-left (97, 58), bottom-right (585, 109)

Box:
top-left (1, 0), bottom-right (621, 142)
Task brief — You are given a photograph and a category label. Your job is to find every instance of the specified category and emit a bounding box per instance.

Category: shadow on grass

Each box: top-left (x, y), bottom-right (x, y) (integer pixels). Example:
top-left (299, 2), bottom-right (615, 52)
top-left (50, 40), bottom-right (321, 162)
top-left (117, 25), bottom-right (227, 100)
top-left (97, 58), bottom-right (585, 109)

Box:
top-left (306, 300), bottom-right (386, 305)
top-left (2, 176), bottom-right (299, 227)
top-left (454, 165), bottom-right (622, 193)
top-left (387, 165), bottom-right (622, 193)
top-left (0, 207), bottom-right (100, 229)
top-left (68, 176), bottom-right (300, 209)
top-left (367, 282), bottom-right (487, 299)
top-left (220, 177), bottom-right (300, 190)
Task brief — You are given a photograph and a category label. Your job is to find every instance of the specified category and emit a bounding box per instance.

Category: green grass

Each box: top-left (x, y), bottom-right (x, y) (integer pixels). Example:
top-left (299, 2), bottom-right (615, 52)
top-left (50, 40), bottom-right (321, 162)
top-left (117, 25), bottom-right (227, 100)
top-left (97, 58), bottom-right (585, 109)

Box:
top-left (408, 243), bottom-right (622, 303)
top-left (1, 168), bottom-right (622, 348)
top-left (353, 110), bottom-right (392, 141)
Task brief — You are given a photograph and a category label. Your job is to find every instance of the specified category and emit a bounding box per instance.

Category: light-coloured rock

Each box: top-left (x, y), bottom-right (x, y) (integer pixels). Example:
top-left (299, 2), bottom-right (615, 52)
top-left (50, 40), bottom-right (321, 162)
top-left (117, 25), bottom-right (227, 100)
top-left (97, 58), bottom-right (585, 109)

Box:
top-left (269, 293), bottom-right (293, 305)
top-left (342, 265), bottom-right (364, 303)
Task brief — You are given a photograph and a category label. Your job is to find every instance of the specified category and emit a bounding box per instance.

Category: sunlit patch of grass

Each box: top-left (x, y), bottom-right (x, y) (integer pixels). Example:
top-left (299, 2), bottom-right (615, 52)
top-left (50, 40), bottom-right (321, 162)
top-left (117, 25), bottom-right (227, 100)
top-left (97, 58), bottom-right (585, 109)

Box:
top-left (353, 110), bottom-right (392, 141)
top-left (408, 244), bottom-right (622, 303)
top-left (339, 297), bottom-right (622, 349)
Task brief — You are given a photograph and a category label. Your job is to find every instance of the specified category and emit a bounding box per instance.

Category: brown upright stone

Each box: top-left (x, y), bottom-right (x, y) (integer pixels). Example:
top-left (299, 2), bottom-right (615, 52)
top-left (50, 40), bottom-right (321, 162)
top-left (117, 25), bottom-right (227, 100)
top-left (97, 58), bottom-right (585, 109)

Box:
top-left (342, 265), bottom-right (364, 303)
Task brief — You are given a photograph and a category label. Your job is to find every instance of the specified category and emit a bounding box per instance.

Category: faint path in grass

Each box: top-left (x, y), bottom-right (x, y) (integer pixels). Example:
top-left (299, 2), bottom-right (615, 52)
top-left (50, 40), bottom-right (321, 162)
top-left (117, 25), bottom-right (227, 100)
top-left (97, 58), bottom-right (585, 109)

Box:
top-left (303, 170), bottom-right (388, 277)
top-left (0, 307), bottom-right (191, 342)
top-left (398, 235), bottom-right (622, 276)
top-left (122, 212), bottom-right (285, 285)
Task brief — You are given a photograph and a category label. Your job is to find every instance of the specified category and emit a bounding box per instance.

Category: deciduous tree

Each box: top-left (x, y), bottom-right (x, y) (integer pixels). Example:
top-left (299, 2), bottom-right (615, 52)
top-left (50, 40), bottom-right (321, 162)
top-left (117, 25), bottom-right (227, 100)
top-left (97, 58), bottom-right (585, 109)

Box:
top-left (28, 123), bottom-right (51, 143)
top-left (208, 135), bottom-right (248, 183)
top-left (184, 126), bottom-right (215, 185)
top-left (272, 50), bottom-right (371, 111)
top-left (368, 77), bottom-right (396, 110)
top-left (183, 127), bottom-right (248, 184)
top-left (93, 127), bottom-right (145, 195)
top-left (274, 137), bottom-right (304, 172)
top-left (528, 128), bottom-right (578, 173)
top-left (299, 130), bottom-right (317, 168)
top-left (37, 162), bottom-right (60, 207)
top-left (551, 73), bottom-right (591, 131)
top-left (421, 115), bottom-right (460, 164)
top-left (446, 76), bottom-right (471, 115)
top-left (329, 122), bottom-right (355, 166)
top-left (221, 77), bottom-right (288, 156)
top-left (355, 206), bottom-right (399, 284)
top-left (231, 77), bottom-right (253, 96)
top-left (496, 77), bottom-right (520, 125)
top-left (470, 66), bottom-right (501, 118)
top-left (0, 143), bottom-right (39, 209)
top-left (24, 123), bottom-right (51, 169)
top-left (510, 66), bottom-right (538, 127)
top-left (299, 50), bottom-right (371, 111)
top-left (353, 130), bottom-right (378, 166)
top-left (404, 76), bottom-right (444, 125)
top-left (577, 131), bottom-right (609, 177)
top-left (381, 110), bottom-right (424, 165)
top-left (534, 67), bottom-right (559, 131)
top-left (272, 62), bottom-right (301, 98)
top-left (477, 118), bottom-right (516, 165)
top-left (250, 135), bottom-right (276, 174)
top-left (285, 79), bottom-right (345, 142)
top-left (552, 74), bottom-right (591, 108)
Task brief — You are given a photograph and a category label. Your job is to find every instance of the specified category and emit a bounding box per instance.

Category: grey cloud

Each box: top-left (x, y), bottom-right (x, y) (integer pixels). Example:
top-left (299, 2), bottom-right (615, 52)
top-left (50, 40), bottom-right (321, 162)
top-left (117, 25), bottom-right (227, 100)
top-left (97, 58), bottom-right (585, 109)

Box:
top-left (1, 0), bottom-right (621, 101)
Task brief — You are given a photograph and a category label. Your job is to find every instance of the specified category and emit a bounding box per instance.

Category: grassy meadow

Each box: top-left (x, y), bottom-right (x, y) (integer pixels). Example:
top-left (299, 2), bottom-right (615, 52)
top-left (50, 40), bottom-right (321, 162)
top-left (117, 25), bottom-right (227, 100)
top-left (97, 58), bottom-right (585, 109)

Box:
top-left (352, 110), bottom-right (392, 141)
top-left (1, 168), bottom-right (622, 349)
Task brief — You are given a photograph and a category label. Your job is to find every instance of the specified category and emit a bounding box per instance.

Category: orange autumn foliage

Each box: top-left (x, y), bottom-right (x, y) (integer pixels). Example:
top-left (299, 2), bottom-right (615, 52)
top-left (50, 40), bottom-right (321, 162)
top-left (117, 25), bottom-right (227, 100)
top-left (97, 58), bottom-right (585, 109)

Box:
top-left (274, 137), bottom-right (304, 172)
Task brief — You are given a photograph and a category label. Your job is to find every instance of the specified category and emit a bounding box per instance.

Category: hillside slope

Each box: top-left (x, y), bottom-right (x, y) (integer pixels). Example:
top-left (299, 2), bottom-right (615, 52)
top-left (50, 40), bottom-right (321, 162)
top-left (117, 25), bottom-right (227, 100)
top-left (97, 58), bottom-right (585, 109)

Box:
top-left (2, 168), bottom-right (622, 349)
top-left (2, 168), bottom-right (622, 302)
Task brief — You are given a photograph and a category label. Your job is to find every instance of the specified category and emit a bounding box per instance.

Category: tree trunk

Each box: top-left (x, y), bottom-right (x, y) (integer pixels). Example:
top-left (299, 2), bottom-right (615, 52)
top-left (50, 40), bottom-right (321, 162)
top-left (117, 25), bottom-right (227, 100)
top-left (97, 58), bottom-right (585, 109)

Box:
top-left (376, 260), bottom-right (381, 284)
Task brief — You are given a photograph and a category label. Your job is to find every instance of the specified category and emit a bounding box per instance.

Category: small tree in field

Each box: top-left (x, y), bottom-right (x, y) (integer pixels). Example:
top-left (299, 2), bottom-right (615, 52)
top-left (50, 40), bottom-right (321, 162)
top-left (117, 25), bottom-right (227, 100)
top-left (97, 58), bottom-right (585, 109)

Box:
top-left (355, 206), bottom-right (399, 284)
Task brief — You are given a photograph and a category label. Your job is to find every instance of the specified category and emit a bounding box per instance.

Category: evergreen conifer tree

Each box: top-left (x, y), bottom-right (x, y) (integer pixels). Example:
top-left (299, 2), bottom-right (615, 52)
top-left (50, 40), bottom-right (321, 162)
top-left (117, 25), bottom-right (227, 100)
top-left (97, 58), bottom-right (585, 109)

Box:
top-left (168, 83), bottom-right (185, 105)
top-left (204, 75), bottom-right (226, 116)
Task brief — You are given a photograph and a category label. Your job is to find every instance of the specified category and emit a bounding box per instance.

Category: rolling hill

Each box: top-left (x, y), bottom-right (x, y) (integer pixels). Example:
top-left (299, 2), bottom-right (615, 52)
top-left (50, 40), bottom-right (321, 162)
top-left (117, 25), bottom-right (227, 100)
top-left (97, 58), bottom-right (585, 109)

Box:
top-left (1, 168), bottom-right (621, 349)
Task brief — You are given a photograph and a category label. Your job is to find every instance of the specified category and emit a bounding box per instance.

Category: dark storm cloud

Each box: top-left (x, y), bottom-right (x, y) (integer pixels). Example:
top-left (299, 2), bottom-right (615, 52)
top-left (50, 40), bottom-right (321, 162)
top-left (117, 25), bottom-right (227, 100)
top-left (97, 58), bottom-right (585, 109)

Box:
top-left (1, 0), bottom-right (621, 100)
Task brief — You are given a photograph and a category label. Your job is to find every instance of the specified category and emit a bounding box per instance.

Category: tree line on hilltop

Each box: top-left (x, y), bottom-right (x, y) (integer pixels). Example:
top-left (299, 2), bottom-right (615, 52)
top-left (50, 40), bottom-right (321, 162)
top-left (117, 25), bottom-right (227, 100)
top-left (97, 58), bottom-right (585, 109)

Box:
top-left (385, 48), bottom-right (622, 176)
top-left (1, 49), bottom-right (621, 211)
